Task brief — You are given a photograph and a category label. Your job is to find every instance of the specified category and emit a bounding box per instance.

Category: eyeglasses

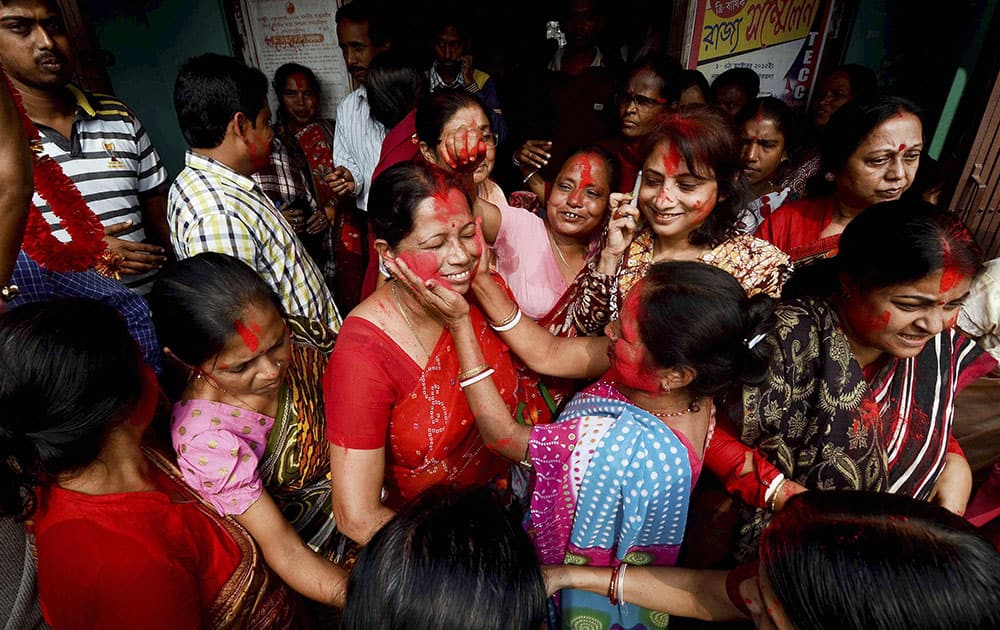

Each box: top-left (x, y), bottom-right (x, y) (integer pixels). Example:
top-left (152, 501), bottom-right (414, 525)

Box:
top-left (615, 91), bottom-right (668, 110)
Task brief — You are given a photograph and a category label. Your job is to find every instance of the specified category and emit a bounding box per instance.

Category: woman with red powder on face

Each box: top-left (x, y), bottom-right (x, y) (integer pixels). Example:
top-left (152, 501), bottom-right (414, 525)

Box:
top-left (324, 161), bottom-right (528, 546)
top-left (253, 65), bottom-right (341, 297)
top-left (390, 258), bottom-right (804, 629)
top-left (728, 199), bottom-right (996, 561)
top-left (476, 146), bottom-right (635, 326)
top-left (150, 254), bottom-right (347, 610)
top-left (734, 97), bottom-right (800, 234)
top-left (756, 96), bottom-right (921, 264)
top-left (573, 105), bottom-right (791, 335)
top-left (3, 300), bottom-right (299, 627)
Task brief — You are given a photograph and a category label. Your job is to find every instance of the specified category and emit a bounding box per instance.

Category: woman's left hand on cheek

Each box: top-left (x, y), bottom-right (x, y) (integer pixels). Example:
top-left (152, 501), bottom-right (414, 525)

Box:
top-left (385, 255), bottom-right (471, 326)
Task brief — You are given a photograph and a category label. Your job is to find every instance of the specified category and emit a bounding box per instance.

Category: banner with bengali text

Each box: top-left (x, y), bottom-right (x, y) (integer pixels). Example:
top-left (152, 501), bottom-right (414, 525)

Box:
top-left (235, 0), bottom-right (351, 120)
top-left (687, 0), bottom-right (835, 109)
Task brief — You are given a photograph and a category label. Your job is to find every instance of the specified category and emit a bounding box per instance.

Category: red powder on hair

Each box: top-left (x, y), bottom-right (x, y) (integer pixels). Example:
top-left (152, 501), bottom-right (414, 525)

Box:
top-left (939, 241), bottom-right (962, 293)
top-left (576, 155), bottom-right (594, 189)
top-left (662, 142), bottom-right (681, 177)
top-left (234, 319), bottom-right (260, 352)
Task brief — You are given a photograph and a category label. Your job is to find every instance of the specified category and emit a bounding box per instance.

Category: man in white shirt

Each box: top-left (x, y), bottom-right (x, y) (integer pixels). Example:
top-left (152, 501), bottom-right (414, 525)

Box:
top-left (327, 1), bottom-right (390, 212)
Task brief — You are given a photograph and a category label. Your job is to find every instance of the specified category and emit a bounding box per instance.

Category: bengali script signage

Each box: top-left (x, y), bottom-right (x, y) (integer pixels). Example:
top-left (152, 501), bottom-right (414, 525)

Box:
top-left (687, 0), bottom-right (835, 108)
top-left (235, 0), bottom-right (351, 119)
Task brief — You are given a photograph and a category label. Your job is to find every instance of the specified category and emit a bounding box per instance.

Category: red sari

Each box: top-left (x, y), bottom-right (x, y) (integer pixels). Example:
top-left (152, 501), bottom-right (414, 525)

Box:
top-left (33, 449), bottom-right (295, 629)
top-left (755, 196), bottom-right (840, 263)
top-left (324, 304), bottom-right (517, 507)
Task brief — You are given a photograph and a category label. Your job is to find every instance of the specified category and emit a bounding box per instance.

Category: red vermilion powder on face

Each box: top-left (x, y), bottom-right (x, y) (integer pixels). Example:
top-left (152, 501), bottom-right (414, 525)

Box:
top-left (234, 319), bottom-right (260, 352)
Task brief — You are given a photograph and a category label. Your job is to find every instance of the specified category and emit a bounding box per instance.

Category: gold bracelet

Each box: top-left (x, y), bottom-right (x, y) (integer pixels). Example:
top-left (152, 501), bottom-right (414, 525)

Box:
top-left (767, 478), bottom-right (787, 511)
top-left (489, 303), bottom-right (519, 329)
top-left (457, 364), bottom-right (490, 381)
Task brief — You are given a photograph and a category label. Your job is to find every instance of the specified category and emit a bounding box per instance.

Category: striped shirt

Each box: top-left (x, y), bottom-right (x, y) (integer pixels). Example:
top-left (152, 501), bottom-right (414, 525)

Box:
top-left (333, 87), bottom-right (385, 211)
top-left (168, 151), bottom-right (341, 336)
top-left (34, 85), bottom-right (168, 295)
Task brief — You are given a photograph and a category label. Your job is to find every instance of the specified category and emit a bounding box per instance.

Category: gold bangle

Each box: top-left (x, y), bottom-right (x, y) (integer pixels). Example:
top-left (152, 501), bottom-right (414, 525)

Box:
top-left (457, 364), bottom-right (490, 381)
top-left (489, 303), bottom-right (519, 329)
top-left (767, 478), bottom-right (787, 511)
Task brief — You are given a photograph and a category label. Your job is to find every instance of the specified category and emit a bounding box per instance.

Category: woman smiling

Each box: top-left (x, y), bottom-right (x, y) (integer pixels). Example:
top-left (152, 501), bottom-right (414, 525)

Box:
top-left (730, 199), bottom-right (997, 560)
top-left (324, 161), bottom-right (524, 545)
top-left (575, 106), bottom-right (790, 335)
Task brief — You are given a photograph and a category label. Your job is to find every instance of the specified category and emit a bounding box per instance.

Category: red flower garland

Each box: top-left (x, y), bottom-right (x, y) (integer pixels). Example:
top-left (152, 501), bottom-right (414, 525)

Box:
top-left (3, 71), bottom-right (105, 272)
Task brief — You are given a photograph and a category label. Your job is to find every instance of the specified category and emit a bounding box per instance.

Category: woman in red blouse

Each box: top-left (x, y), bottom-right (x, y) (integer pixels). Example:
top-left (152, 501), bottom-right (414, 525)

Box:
top-left (324, 161), bottom-right (523, 545)
top-left (755, 96), bottom-right (923, 263)
top-left (0, 299), bottom-right (296, 628)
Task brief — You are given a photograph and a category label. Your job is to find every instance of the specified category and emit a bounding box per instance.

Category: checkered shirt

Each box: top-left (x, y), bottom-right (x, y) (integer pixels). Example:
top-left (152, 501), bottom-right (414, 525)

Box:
top-left (168, 151), bottom-right (341, 334)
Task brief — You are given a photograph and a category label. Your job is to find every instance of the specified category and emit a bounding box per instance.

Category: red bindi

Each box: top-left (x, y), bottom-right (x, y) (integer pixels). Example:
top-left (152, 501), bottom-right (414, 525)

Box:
top-left (898, 144), bottom-right (906, 152)
top-left (234, 319), bottom-right (260, 352)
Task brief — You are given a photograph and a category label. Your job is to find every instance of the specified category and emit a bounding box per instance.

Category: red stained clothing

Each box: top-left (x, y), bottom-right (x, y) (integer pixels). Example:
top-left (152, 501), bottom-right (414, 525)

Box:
top-left (33, 462), bottom-right (242, 629)
top-left (755, 195), bottom-right (841, 263)
top-left (325, 306), bottom-right (517, 508)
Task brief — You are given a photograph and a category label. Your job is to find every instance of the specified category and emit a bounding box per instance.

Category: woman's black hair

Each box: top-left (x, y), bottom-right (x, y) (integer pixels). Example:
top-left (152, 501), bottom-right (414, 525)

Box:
top-left (415, 87), bottom-right (488, 151)
top-left (366, 50), bottom-right (425, 130)
top-left (149, 253), bottom-right (285, 368)
top-left (641, 105), bottom-right (750, 247)
top-left (625, 53), bottom-right (683, 104)
top-left (762, 491), bottom-right (1000, 630)
top-left (341, 487), bottom-right (546, 630)
top-left (710, 68), bottom-right (760, 100)
top-left (832, 63), bottom-right (879, 106)
top-left (369, 160), bottom-right (471, 248)
top-left (735, 96), bottom-right (800, 158)
top-left (782, 199), bottom-right (982, 300)
top-left (0, 299), bottom-right (144, 520)
top-left (271, 62), bottom-right (320, 125)
top-left (635, 261), bottom-right (775, 400)
top-left (678, 69), bottom-right (710, 102)
top-left (821, 96), bottom-right (921, 173)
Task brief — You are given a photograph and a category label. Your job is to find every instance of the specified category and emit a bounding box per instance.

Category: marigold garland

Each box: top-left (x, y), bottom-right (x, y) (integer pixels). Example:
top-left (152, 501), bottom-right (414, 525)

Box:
top-left (3, 70), bottom-right (106, 272)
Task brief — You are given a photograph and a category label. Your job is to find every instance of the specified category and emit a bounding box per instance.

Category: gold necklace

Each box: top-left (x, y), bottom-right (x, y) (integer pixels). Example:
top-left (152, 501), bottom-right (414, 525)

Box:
top-left (391, 281), bottom-right (432, 358)
top-left (548, 230), bottom-right (571, 268)
top-left (648, 399), bottom-right (702, 419)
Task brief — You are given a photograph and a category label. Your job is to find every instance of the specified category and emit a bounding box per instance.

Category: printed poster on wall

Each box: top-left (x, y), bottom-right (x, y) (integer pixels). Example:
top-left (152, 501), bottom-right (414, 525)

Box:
top-left (686, 0), bottom-right (835, 110)
top-left (234, 0), bottom-right (350, 120)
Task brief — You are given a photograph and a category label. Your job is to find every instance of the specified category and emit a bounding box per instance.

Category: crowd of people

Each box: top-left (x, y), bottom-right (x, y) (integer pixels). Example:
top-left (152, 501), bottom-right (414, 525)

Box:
top-left (1, 0), bottom-right (1000, 628)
